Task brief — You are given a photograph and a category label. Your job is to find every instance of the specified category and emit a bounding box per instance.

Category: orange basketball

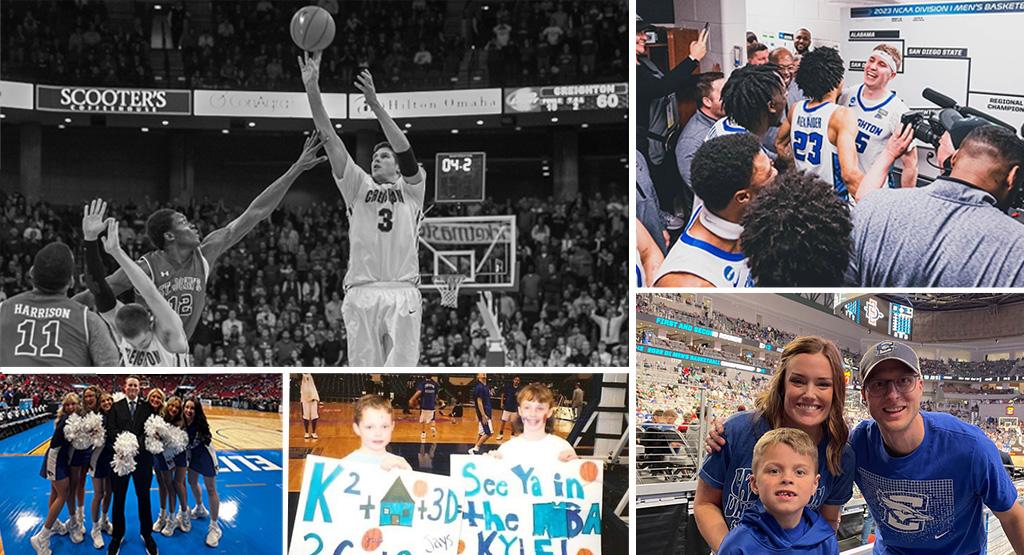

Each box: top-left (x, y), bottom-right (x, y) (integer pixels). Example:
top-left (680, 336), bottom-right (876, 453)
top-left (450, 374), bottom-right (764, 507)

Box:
top-left (458, 540), bottom-right (466, 553)
top-left (579, 461), bottom-right (599, 482)
top-left (361, 528), bottom-right (383, 551)
top-left (289, 6), bottom-right (335, 52)
top-left (413, 479), bottom-right (428, 497)
top-left (577, 550), bottom-right (594, 555)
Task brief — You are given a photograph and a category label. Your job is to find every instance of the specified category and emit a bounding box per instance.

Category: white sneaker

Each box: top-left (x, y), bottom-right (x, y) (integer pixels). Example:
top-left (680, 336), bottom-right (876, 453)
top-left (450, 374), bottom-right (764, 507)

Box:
top-left (52, 520), bottom-right (68, 536)
top-left (161, 515), bottom-right (177, 537)
top-left (468, 447), bottom-right (479, 455)
top-left (304, 432), bottom-right (310, 439)
top-left (101, 517), bottom-right (113, 535)
top-left (205, 521), bottom-right (222, 548)
top-left (496, 434), bottom-right (504, 440)
top-left (153, 512), bottom-right (167, 533)
top-left (179, 510), bottom-right (191, 532)
top-left (31, 529), bottom-right (52, 555)
top-left (191, 504), bottom-right (209, 519)
top-left (69, 522), bottom-right (85, 544)
top-left (311, 432), bottom-right (318, 439)
top-left (91, 525), bottom-right (104, 549)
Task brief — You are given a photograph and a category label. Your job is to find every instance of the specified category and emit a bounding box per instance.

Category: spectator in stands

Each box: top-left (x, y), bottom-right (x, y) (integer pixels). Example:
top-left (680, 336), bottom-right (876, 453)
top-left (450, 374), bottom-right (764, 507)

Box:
top-left (696, 336), bottom-right (854, 552)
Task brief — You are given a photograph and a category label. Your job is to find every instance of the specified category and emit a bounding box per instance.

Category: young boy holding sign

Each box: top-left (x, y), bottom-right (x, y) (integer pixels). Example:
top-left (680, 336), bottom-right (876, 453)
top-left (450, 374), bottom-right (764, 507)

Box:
top-left (717, 428), bottom-right (839, 555)
top-left (492, 384), bottom-right (578, 464)
top-left (343, 394), bottom-right (412, 471)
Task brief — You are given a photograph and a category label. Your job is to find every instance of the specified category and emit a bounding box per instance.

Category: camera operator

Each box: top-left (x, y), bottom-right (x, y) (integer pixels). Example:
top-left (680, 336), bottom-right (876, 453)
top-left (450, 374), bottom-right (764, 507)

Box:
top-left (847, 124), bottom-right (1024, 286)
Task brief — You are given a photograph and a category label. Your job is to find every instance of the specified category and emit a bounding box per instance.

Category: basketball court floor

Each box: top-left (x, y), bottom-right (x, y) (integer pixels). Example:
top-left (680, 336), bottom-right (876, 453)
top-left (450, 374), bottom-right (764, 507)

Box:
top-left (287, 402), bottom-right (579, 492)
top-left (0, 407), bottom-right (283, 555)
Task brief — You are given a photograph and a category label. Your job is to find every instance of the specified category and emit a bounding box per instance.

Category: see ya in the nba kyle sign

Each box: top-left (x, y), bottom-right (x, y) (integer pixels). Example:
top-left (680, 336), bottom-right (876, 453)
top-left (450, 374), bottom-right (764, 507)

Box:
top-left (291, 455), bottom-right (462, 554)
top-left (291, 455), bottom-right (603, 554)
top-left (450, 455), bottom-right (603, 555)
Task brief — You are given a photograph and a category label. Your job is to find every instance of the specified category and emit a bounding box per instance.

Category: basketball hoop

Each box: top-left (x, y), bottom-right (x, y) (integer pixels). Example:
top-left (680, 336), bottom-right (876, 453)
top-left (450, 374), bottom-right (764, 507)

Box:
top-left (434, 274), bottom-right (467, 308)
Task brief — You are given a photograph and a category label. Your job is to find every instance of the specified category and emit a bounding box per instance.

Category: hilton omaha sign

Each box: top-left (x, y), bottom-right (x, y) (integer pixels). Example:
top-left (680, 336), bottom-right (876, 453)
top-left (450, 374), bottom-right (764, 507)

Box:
top-left (36, 84), bottom-right (191, 115)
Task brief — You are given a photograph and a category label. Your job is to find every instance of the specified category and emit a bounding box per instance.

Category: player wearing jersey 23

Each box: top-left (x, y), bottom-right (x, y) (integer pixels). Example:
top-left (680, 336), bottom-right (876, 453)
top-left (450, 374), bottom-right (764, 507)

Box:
top-left (300, 51), bottom-right (425, 367)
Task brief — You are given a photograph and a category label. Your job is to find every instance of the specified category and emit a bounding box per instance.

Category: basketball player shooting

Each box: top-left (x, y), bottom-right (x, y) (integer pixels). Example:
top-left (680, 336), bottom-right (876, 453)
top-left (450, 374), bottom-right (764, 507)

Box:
top-left (74, 133), bottom-right (327, 340)
top-left (299, 51), bottom-right (425, 367)
top-left (81, 199), bottom-right (189, 366)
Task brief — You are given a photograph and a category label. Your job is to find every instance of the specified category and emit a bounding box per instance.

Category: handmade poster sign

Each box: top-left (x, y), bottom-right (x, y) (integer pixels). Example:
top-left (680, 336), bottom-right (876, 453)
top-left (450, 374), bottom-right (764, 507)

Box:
top-left (450, 455), bottom-right (603, 555)
top-left (290, 455), bottom-right (462, 555)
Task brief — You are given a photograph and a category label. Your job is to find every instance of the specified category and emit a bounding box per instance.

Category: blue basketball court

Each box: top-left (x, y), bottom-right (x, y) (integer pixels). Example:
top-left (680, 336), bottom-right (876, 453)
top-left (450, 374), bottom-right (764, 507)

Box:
top-left (0, 422), bottom-right (282, 555)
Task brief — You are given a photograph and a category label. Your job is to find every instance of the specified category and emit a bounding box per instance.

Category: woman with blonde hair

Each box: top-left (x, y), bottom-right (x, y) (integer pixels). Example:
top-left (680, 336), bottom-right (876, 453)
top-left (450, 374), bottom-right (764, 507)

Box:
top-left (145, 387), bottom-right (174, 535)
top-left (155, 395), bottom-right (191, 536)
top-left (31, 393), bottom-right (82, 555)
top-left (693, 336), bottom-right (855, 552)
top-left (88, 390), bottom-right (115, 548)
top-left (67, 385), bottom-right (100, 540)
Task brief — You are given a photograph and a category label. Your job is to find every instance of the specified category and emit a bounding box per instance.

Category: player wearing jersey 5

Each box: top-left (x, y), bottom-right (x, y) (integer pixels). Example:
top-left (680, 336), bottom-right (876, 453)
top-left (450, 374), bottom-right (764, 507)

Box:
top-left (75, 134), bottom-right (327, 341)
top-left (839, 44), bottom-right (918, 189)
top-left (0, 243), bottom-right (118, 366)
top-left (777, 47), bottom-right (865, 204)
top-left (81, 199), bottom-right (189, 367)
top-left (299, 51), bottom-right (425, 367)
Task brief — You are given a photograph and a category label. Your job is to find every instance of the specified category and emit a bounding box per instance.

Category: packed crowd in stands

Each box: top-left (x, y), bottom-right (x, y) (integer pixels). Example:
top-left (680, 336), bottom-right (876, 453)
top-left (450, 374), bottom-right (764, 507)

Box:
top-left (0, 190), bottom-right (628, 367)
top-left (2, 0), bottom-right (626, 92)
top-left (921, 357), bottom-right (1024, 378)
top-left (0, 374), bottom-right (281, 411)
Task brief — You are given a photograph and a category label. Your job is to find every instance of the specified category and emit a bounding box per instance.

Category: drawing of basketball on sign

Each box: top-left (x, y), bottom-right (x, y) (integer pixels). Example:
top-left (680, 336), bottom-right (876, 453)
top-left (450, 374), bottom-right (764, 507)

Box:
top-left (450, 455), bottom-right (603, 555)
top-left (289, 455), bottom-right (462, 555)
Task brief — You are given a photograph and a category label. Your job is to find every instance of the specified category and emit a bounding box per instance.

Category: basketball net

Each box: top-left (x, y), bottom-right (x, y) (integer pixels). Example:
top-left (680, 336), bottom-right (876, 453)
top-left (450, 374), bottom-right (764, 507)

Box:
top-left (434, 274), bottom-right (467, 308)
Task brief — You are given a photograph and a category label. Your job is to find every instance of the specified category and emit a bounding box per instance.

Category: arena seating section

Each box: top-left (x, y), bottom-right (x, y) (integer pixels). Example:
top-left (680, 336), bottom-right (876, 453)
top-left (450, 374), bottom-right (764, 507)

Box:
top-left (1, 0), bottom-right (626, 91)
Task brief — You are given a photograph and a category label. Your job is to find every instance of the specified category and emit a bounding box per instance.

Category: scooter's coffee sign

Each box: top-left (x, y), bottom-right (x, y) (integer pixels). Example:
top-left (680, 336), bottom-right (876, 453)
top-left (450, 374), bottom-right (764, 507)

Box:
top-left (36, 85), bottom-right (191, 115)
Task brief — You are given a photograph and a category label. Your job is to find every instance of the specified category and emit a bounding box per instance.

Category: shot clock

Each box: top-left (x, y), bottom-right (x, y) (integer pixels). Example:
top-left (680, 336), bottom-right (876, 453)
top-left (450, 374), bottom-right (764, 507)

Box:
top-left (434, 152), bottom-right (486, 203)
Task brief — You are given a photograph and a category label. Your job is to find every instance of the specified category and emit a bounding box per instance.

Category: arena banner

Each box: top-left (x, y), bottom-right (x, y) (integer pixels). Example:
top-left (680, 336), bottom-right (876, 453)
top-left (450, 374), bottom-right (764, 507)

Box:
top-left (0, 80), bottom-right (33, 109)
top-left (420, 219), bottom-right (512, 245)
top-left (504, 83), bottom-right (628, 113)
top-left (349, 89), bottom-right (502, 119)
top-left (290, 455), bottom-right (462, 555)
top-left (450, 455), bottom-right (603, 555)
top-left (193, 89), bottom-right (347, 118)
top-left (36, 84), bottom-right (191, 115)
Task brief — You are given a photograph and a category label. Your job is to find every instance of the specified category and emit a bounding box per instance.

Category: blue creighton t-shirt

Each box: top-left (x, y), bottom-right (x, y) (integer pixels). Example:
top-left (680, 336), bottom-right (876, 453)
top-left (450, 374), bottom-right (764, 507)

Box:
top-left (850, 411), bottom-right (1017, 555)
top-left (699, 411), bottom-right (855, 529)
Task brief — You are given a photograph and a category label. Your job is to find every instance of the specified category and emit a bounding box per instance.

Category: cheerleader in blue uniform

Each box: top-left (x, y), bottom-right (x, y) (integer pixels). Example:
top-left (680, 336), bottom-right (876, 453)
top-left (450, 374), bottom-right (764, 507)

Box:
top-left (146, 387), bottom-right (173, 536)
top-left (89, 390), bottom-right (115, 549)
top-left (155, 396), bottom-right (191, 536)
top-left (68, 385), bottom-right (100, 541)
top-left (31, 393), bottom-right (80, 555)
top-left (184, 397), bottom-right (222, 548)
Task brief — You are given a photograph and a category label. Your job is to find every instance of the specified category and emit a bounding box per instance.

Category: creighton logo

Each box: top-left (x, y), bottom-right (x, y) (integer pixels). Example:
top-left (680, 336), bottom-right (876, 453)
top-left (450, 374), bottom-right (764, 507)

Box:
top-left (876, 341), bottom-right (895, 355)
top-left (878, 491), bottom-right (933, 532)
top-left (865, 298), bottom-right (886, 327)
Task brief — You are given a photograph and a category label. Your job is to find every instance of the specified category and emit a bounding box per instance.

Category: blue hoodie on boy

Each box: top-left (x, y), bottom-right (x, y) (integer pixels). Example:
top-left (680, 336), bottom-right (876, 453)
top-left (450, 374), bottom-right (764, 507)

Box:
top-left (717, 501), bottom-right (839, 555)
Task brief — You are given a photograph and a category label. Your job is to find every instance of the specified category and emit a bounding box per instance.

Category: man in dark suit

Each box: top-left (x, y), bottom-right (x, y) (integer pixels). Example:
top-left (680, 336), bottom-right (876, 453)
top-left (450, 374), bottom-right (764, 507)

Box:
top-left (107, 375), bottom-right (158, 555)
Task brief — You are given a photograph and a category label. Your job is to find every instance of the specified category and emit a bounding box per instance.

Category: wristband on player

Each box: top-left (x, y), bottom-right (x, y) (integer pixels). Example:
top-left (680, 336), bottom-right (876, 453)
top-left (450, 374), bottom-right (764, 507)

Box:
top-left (396, 147), bottom-right (419, 178)
top-left (83, 240), bottom-right (117, 313)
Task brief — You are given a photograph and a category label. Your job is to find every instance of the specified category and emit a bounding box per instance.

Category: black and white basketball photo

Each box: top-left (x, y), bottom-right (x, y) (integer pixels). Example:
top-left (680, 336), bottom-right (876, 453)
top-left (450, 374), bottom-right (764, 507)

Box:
top-left (0, 0), bottom-right (630, 367)
top-left (636, 0), bottom-right (1024, 288)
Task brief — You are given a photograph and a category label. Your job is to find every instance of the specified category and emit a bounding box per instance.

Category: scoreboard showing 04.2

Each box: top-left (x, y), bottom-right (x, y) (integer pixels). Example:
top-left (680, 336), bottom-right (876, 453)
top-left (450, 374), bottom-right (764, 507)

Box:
top-left (434, 152), bottom-right (485, 203)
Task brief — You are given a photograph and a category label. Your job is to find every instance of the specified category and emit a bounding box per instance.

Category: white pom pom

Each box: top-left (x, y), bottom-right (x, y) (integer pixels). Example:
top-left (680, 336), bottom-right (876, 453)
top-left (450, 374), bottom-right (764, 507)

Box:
top-left (144, 415), bottom-right (167, 455)
top-left (65, 413), bottom-right (95, 450)
top-left (80, 412), bottom-right (106, 450)
top-left (163, 425), bottom-right (188, 457)
top-left (112, 392), bottom-right (126, 403)
top-left (111, 431), bottom-right (139, 476)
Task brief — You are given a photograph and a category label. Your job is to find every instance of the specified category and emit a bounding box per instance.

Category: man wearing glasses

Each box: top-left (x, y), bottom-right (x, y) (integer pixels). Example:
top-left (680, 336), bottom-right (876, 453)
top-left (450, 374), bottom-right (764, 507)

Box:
top-left (852, 341), bottom-right (1024, 553)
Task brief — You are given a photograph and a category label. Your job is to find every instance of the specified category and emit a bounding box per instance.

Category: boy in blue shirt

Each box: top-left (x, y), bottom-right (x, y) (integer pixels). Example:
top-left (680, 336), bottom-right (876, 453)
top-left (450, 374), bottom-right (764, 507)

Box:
top-left (496, 376), bottom-right (522, 441)
top-left (468, 373), bottom-right (493, 454)
top-left (408, 374), bottom-right (439, 442)
top-left (718, 427), bottom-right (840, 554)
top-left (853, 341), bottom-right (1024, 554)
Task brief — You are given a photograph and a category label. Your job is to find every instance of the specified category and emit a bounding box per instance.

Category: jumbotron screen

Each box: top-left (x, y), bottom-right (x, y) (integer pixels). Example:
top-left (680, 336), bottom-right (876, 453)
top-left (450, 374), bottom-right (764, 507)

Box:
top-left (834, 294), bottom-right (914, 340)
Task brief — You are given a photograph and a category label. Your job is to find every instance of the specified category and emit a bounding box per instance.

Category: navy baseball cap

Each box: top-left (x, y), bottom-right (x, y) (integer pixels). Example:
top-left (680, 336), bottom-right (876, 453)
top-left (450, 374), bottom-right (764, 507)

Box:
top-left (859, 341), bottom-right (921, 383)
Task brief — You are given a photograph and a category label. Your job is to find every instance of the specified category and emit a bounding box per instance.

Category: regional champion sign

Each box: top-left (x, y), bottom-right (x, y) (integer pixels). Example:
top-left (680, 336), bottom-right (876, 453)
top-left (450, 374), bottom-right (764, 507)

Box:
top-left (36, 85), bottom-right (191, 114)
